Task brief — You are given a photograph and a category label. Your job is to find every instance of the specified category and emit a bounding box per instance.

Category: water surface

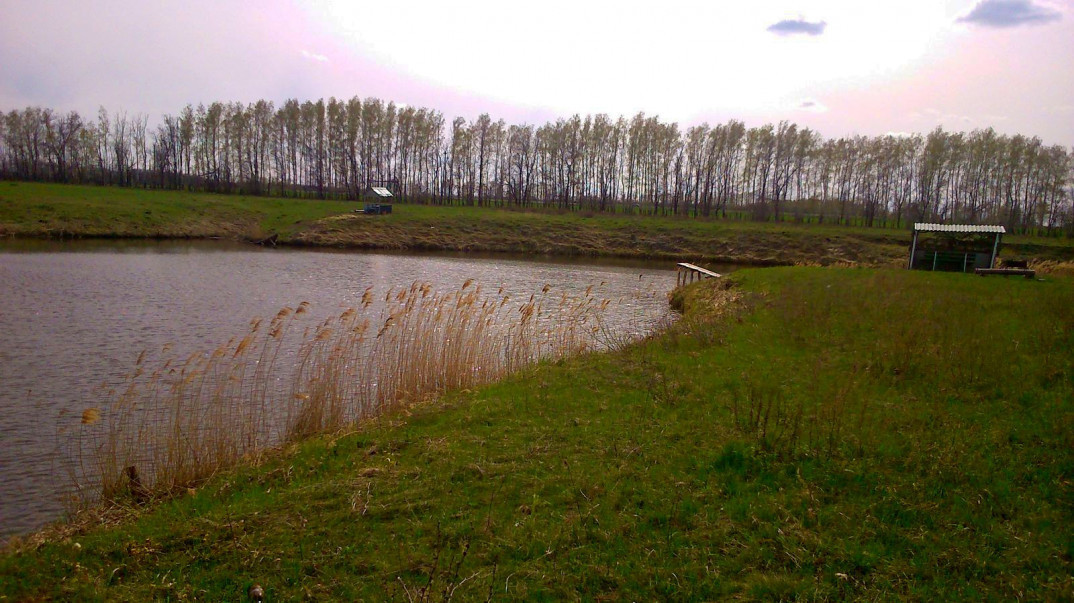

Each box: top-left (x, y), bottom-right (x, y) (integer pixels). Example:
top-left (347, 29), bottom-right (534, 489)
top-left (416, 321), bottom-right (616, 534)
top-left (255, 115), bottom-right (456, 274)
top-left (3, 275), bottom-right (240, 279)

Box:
top-left (0, 240), bottom-right (683, 539)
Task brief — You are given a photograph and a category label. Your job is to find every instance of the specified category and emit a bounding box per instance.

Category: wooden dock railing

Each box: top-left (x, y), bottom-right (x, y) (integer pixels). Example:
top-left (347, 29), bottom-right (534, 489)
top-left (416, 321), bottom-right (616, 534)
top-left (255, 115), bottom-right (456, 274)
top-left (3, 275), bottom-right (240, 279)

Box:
top-left (676, 262), bottom-right (722, 287)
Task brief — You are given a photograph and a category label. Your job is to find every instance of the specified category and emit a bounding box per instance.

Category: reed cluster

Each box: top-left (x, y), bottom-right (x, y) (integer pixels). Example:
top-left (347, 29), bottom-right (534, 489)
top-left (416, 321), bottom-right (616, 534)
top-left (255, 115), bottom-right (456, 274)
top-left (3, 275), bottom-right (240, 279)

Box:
top-left (1030, 259), bottom-right (1074, 277)
top-left (69, 280), bottom-right (623, 504)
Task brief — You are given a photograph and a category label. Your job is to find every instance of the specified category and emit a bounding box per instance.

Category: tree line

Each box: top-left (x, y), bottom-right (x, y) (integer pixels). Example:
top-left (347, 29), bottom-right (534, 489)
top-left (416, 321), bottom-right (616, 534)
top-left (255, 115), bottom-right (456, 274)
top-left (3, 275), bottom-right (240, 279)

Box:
top-left (1, 98), bottom-right (1071, 234)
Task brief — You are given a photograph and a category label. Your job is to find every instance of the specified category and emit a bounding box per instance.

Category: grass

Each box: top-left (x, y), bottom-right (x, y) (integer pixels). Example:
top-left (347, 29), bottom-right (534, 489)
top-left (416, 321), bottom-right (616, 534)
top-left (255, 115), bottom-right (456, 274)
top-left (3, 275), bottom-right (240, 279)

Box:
top-left (5, 181), bottom-right (1074, 266)
top-left (0, 181), bottom-right (354, 239)
top-left (292, 206), bottom-right (912, 266)
top-left (2, 267), bottom-right (1071, 600)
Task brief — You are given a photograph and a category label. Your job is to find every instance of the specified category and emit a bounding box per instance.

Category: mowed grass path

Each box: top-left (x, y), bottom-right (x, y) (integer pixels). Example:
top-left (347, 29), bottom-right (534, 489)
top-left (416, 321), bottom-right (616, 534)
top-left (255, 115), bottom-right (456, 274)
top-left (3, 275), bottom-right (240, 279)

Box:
top-left (5, 181), bottom-right (1074, 265)
top-left (2, 268), bottom-right (1071, 600)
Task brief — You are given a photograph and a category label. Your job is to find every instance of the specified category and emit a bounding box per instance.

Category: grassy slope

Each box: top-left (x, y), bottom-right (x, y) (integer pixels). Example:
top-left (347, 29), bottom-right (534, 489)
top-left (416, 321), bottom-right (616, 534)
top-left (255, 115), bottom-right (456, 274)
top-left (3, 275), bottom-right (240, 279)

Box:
top-left (2, 268), bottom-right (1071, 601)
top-left (0, 181), bottom-right (354, 239)
top-left (4, 181), bottom-right (1073, 265)
top-left (293, 208), bottom-right (911, 266)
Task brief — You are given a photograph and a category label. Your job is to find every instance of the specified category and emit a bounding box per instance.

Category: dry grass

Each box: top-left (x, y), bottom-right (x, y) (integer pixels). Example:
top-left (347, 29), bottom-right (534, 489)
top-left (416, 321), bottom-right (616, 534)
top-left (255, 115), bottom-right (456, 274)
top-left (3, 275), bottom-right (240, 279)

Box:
top-left (1030, 259), bottom-right (1074, 277)
top-left (66, 281), bottom-right (620, 506)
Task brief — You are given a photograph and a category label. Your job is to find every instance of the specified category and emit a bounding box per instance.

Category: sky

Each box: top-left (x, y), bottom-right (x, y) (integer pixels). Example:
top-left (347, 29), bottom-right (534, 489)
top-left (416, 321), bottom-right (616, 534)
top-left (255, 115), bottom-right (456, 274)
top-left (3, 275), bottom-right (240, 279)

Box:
top-left (1, 0), bottom-right (1072, 145)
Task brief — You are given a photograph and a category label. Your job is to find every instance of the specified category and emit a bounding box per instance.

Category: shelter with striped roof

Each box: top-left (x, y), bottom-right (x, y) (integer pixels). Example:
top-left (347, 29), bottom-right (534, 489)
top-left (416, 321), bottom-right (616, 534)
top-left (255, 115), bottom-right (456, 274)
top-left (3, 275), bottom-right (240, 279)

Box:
top-left (907, 223), bottom-right (1005, 272)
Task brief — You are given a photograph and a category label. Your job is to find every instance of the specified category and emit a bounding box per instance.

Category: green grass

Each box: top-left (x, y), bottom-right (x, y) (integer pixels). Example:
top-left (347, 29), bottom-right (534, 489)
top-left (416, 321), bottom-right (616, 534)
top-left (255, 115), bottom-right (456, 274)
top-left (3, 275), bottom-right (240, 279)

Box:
top-left (5, 181), bottom-right (1074, 266)
top-left (0, 181), bottom-right (354, 239)
top-left (3, 267), bottom-right (1071, 600)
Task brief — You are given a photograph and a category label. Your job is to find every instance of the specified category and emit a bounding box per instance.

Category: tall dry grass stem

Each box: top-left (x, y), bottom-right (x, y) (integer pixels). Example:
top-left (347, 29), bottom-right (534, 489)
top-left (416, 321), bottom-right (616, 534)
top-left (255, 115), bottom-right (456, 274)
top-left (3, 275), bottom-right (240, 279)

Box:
top-left (68, 280), bottom-right (631, 504)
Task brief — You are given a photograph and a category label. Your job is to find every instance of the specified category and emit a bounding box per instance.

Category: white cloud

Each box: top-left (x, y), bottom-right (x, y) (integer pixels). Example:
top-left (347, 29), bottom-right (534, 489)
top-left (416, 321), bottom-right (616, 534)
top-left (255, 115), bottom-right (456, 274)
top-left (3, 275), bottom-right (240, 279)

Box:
top-left (301, 50), bottom-right (329, 62)
top-left (301, 0), bottom-right (952, 120)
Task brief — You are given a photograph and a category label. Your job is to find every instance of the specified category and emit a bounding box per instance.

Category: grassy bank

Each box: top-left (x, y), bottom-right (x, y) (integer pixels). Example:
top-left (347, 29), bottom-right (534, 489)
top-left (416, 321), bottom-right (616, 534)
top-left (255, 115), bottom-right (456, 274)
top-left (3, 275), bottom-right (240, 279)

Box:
top-left (291, 208), bottom-right (912, 266)
top-left (0, 181), bottom-right (354, 240)
top-left (2, 267), bottom-right (1071, 600)
top-left (4, 181), bottom-right (1074, 266)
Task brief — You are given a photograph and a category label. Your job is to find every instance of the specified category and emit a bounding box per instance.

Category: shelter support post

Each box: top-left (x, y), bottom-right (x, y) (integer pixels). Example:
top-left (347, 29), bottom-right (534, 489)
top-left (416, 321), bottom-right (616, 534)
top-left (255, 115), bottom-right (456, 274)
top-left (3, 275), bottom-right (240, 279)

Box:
top-left (908, 230), bottom-right (919, 270)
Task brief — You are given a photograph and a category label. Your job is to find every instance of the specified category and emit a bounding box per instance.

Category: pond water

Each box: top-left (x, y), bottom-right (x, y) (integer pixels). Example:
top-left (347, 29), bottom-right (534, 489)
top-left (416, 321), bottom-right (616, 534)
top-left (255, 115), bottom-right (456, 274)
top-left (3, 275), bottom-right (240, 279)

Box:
top-left (0, 240), bottom-right (689, 539)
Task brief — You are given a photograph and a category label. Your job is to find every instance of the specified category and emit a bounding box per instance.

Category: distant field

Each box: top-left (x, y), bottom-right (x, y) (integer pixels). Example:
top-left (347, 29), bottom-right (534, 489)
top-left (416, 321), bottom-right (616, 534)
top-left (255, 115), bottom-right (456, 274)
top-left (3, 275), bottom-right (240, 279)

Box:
top-left (3, 181), bottom-right (1073, 266)
top-left (2, 267), bottom-right (1071, 600)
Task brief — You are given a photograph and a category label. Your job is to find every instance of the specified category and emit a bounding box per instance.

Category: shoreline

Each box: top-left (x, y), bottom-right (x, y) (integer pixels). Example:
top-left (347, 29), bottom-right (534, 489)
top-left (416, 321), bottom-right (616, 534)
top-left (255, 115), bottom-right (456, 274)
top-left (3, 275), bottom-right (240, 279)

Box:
top-left (2, 267), bottom-right (1071, 599)
top-left (6, 225), bottom-right (1074, 271)
top-left (1, 231), bottom-right (803, 269)
top-left (4, 182), bottom-right (1074, 267)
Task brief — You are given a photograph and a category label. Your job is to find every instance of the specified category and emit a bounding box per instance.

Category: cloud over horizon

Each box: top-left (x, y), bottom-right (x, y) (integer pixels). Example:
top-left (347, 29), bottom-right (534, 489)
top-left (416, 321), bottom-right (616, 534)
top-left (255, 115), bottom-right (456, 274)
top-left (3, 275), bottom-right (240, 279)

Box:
top-left (957, 0), bottom-right (1062, 28)
top-left (766, 19), bottom-right (827, 36)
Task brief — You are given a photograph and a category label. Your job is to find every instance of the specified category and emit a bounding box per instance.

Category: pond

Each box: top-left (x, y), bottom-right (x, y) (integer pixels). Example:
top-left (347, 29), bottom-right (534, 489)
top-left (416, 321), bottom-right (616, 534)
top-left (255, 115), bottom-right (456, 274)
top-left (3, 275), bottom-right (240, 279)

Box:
top-left (0, 240), bottom-right (691, 539)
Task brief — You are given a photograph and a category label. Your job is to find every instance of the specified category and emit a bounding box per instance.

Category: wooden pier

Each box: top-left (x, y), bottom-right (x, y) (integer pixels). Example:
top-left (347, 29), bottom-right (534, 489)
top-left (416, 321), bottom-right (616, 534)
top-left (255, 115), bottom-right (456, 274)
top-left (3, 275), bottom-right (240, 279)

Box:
top-left (676, 262), bottom-right (722, 287)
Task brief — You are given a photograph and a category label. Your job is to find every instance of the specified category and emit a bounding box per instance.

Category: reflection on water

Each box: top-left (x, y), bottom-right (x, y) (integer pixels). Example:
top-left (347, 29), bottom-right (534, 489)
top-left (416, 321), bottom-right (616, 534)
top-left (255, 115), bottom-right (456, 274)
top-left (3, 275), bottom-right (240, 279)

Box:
top-left (0, 241), bottom-right (682, 539)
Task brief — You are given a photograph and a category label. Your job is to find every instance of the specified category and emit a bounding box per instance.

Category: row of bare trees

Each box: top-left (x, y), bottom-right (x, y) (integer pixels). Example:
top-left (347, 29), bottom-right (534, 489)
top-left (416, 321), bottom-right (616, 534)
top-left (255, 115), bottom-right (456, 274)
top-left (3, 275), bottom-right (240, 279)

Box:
top-left (2, 99), bottom-right (1071, 234)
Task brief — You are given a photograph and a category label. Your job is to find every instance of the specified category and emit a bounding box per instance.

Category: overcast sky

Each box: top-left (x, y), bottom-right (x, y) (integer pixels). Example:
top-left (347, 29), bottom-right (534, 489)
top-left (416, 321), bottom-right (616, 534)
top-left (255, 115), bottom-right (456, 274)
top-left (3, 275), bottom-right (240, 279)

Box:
top-left (1, 0), bottom-right (1071, 145)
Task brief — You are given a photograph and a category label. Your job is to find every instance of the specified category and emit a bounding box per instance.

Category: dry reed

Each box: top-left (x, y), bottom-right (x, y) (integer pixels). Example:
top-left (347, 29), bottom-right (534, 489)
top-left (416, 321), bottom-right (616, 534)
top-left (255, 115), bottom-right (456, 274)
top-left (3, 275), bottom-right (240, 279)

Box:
top-left (67, 280), bottom-right (629, 504)
top-left (1029, 259), bottom-right (1074, 277)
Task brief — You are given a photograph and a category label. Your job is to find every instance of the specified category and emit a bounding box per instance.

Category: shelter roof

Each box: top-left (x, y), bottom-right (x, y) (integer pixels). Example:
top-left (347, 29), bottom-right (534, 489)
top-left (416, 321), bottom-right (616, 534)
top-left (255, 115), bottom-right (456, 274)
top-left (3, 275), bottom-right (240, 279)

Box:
top-left (913, 223), bottom-right (1005, 234)
top-left (370, 186), bottom-right (393, 198)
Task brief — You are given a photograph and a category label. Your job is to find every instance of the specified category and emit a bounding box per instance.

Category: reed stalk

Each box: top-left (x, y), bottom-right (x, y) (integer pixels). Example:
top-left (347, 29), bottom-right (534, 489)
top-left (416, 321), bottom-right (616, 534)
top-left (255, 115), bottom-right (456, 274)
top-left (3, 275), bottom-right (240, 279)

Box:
top-left (68, 280), bottom-right (633, 504)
